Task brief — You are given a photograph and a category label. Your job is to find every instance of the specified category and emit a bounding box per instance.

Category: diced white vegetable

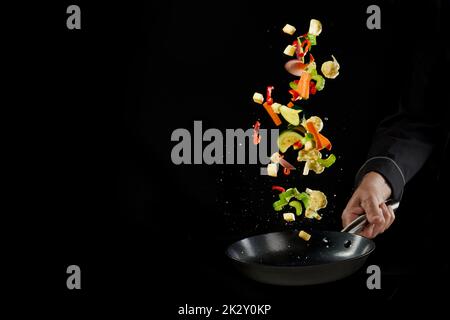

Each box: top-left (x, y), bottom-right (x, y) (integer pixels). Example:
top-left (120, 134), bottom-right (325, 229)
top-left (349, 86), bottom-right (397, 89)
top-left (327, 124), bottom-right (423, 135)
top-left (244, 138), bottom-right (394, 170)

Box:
top-left (282, 24), bottom-right (296, 35)
top-left (304, 140), bottom-right (314, 151)
top-left (308, 19), bottom-right (322, 36)
top-left (270, 152), bottom-right (282, 164)
top-left (303, 161), bottom-right (310, 175)
top-left (267, 163), bottom-right (278, 177)
top-left (271, 102), bottom-right (282, 114)
top-left (283, 45), bottom-right (297, 57)
top-left (298, 230), bottom-right (311, 241)
top-left (283, 212), bottom-right (296, 222)
top-left (253, 92), bottom-right (264, 104)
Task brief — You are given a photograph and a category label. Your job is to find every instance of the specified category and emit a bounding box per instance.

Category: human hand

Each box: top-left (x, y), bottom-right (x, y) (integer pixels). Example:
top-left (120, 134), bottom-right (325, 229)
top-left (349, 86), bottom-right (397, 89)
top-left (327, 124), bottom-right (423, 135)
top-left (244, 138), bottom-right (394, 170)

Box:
top-left (342, 172), bottom-right (395, 238)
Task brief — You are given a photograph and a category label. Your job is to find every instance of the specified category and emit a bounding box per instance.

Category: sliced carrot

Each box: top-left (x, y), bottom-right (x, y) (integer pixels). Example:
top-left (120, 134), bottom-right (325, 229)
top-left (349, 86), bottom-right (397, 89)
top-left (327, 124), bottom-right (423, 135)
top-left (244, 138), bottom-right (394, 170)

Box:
top-left (318, 133), bottom-right (332, 150)
top-left (287, 102), bottom-right (294, 108)
top-left (306, 121), bottom-right (332, 151)
top-left (296, 72), bottom-right (311, 100)
top-left (262, 102), bottom-right (282, 126)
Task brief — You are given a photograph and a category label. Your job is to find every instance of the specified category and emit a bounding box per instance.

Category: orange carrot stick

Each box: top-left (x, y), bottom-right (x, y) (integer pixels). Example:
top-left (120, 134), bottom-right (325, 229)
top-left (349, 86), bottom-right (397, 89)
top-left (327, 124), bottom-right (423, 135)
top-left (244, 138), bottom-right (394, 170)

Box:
top-left (263, 102), bottom-right (282, 126)
top-left (296, 72), bottom-right (311, 100)
top-left (306, 121), bottom-right (332, 151)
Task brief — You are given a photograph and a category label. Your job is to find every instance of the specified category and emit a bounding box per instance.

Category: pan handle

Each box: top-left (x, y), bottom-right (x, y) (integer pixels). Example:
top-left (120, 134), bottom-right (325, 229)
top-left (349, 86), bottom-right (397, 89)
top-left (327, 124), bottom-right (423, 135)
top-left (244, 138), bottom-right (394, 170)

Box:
top-left (341, 201), bottom-right (399, 234)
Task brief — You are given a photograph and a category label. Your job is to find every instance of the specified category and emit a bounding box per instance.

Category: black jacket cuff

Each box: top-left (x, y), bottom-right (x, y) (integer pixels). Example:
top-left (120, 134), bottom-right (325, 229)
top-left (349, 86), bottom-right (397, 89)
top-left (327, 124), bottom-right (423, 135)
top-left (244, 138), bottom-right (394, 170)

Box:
top-left (355, 157), bottom-right (405, 202)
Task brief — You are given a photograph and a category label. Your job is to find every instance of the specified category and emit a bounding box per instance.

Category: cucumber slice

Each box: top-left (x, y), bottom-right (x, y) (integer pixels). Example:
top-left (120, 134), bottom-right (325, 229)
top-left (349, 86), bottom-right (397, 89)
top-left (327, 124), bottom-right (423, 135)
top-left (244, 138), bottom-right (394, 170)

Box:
top-left (277, 130), bottom-right (303, 153)
top-left (280, 105), bottom-right (301, 126)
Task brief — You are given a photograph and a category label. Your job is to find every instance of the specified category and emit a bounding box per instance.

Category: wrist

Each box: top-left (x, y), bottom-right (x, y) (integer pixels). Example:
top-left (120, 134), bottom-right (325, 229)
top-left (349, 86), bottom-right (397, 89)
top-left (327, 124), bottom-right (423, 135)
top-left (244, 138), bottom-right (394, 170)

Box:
top-left (361, 172), bottom-right (392, 200)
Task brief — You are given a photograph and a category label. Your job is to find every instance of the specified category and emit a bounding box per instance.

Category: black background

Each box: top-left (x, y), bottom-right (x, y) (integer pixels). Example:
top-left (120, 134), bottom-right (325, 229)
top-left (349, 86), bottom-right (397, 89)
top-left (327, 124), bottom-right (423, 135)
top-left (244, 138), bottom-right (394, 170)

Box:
top-left (9, 0), bottom-right (449, 315)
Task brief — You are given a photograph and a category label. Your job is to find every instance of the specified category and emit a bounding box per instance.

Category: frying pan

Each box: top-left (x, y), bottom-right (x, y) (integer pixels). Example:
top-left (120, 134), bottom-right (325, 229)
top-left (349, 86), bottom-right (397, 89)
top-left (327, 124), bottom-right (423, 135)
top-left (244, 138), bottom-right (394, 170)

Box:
top-left (226, 202), bottom-right (399, 286)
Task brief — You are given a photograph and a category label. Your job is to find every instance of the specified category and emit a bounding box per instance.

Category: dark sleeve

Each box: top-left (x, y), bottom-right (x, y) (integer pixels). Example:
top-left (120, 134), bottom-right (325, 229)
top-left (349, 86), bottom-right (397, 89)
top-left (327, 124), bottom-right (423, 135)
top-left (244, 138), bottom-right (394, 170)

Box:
top-left (355, 1), bottom-right (446, 202)
top-left (355, 112), bottom-right (439, 202)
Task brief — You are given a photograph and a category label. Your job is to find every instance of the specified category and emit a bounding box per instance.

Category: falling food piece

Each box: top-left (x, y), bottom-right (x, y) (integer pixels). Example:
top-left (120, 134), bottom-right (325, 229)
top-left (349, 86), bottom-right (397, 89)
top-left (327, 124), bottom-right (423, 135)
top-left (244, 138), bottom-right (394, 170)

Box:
top-left (303, 162), bottom-right (310, 175)
top-left (289, 200), bottom-right (303, 216)
top-left (297, 148), bottom-right (321, 162)
top-left (308, 19), bottom-right (322, 36)
top-left (299, 230), bottom-right (311, 241)
top-left (271, 102), bottom-right (282, 114)
top-left (253, 92), bottom-right (264, 104)
top-left (278, 157), bottom-right (296, 170)
top-left (317, 154), bottom-right (337, 168)
top-left (305, 208), bottom-right (317, 219)
top-left (285, 59), bottom-right (307, 76)
top-left (267, 163), bottom-right (278, 177)
top-left (321, 55), bottom-right (340, 79)
top-left (305, 121), bottom-right (332, 151)
top-left (284, 45), bottom-right (297, 56)
top-left (270, 152), bottom-right (282, 163)
top-left (266, 86), bottom-right (275, 105)
top-left (304, 140), bottom-right (314, 151)
top-left (277, 130), bottom-right (303, 153)
top-left (283, 212), bottom-right (296, 222)
top-left (272, 185), bottom-right (285, 193)
top-left (282, 24), bottom-right (296, 35)
top-left (292, 140), bottom-right (303, 150)
top-left (253, 121), bottom-right (261, 145)
top-left (306, 188), bottom-right (328, 210)
top-left (306, 116), bottom-right (324, 132)
top-left (280, 105), bottom-right (302, 125)
top-left (296, 71), bottom-right (312, 100)
top-left (262, 102), bottom-right (282, 126)
top-left (307, 160), bottom-right (325, 174)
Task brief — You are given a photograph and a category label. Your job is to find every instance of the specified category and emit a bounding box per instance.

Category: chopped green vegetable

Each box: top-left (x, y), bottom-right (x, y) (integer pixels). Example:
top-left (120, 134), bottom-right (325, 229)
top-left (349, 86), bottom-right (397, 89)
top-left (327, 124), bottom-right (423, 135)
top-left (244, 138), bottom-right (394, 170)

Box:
top-left (289, 200), bottom-right (303, 216)
top-left (294, 192), bottom-right (310, 209)
top-left (317, 154), bottom-right (336, 168)
top-left (279, 188), bottom-right (297, 202)
top-left (307, 33), bottom-right (317, 46)
top-left (289, 81), bottom-right (298, 90)
top-left (301, 133), bottom-right (314, 144)
top-left (306, 64), bottom-right (317, 76)
top-left (273, 199), bottom-right (288, 211)
top-left (312, 74), bottom-right (325, 91)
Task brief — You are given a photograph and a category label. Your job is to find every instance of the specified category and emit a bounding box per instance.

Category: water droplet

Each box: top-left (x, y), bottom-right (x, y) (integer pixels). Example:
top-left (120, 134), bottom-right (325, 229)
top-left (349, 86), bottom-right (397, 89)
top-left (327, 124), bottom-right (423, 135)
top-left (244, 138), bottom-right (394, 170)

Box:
top-left (322, 237), bottom-right (329, 244)
top-left (344, 240), bottom-right (352, 248)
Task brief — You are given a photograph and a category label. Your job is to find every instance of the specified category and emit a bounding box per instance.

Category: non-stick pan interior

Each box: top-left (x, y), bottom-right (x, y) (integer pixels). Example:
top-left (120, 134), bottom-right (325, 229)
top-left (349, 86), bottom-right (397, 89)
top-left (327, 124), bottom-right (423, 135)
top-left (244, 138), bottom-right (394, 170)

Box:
top-left (226, 230), bottom-right (375, 267)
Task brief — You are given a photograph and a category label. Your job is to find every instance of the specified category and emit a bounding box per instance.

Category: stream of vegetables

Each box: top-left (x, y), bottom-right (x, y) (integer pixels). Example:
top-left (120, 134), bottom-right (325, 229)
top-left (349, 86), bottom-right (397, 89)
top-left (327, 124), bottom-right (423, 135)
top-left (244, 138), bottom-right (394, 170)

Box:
top-left (252, 19), bottom-right (340, 240)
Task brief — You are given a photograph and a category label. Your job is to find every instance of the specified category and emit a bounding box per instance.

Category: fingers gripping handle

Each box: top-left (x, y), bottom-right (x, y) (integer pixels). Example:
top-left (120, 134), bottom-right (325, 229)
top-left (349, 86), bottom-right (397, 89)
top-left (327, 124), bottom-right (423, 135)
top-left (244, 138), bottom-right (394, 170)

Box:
top-left (341, 201), bottom-right (399, 234)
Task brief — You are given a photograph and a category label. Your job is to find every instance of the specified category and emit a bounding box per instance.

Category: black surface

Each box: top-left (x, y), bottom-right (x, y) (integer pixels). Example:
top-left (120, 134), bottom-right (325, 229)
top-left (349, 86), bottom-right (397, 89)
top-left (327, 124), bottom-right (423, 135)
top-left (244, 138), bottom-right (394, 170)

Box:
top-left (7, 0), bottom-right (450, 315)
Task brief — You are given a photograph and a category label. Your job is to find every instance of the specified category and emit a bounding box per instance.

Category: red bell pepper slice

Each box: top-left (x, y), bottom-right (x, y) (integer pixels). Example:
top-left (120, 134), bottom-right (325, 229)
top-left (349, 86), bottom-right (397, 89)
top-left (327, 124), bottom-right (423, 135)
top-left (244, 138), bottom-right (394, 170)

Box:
top-left (272, 185), bottom-right (286, 193)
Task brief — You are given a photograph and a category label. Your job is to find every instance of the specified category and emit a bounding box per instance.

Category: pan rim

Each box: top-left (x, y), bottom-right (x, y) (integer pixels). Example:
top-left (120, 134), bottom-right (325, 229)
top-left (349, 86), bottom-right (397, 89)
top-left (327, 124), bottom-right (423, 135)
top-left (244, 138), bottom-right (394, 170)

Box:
top-left (225, 230), bottom-right (376, 269)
